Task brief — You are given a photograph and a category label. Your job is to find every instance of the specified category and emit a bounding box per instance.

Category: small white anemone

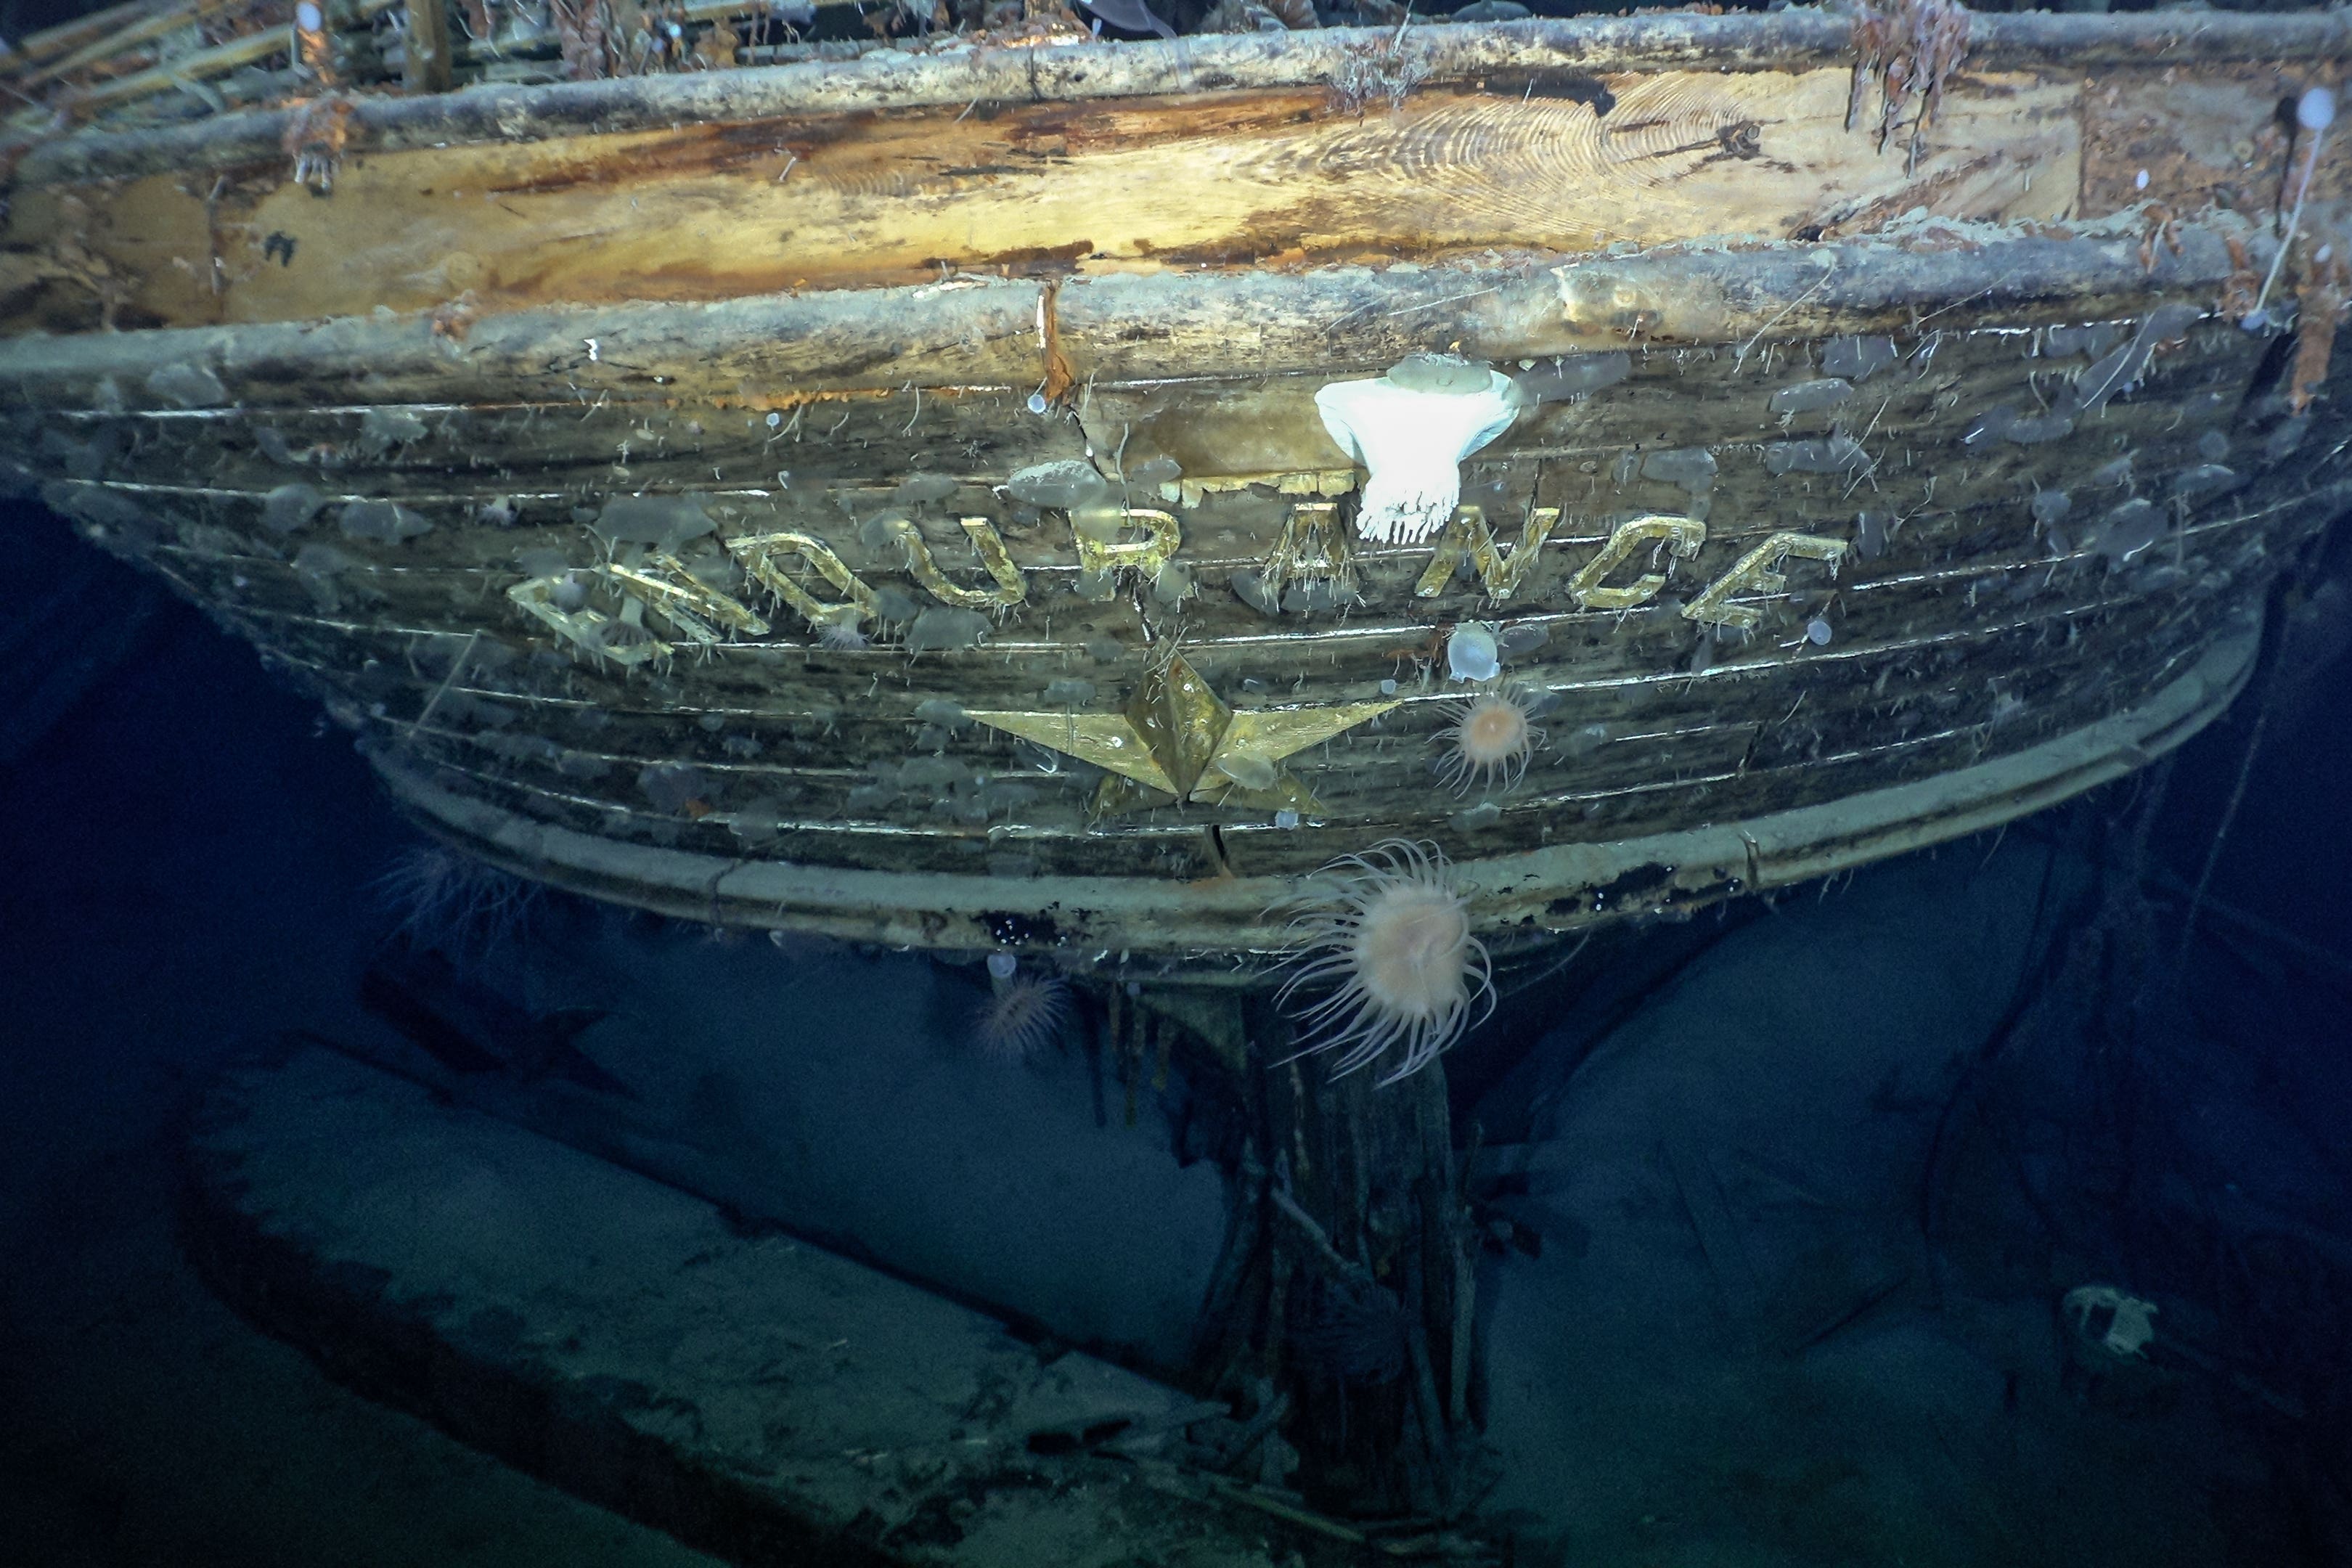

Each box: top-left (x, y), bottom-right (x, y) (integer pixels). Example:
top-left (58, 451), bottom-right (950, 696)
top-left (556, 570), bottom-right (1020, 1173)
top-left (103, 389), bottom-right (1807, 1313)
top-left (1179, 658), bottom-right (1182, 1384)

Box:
top-left (973, 956), bottom-right (1069, 1061)
top-left (814, 613), bottom-right (870, 651)
top-left (372, 843), bottom-right (539, 964)
top-left (1275, 841), bottom-right (1494, 1084)
top-left (1434, 686), bottom-right (1543, 795)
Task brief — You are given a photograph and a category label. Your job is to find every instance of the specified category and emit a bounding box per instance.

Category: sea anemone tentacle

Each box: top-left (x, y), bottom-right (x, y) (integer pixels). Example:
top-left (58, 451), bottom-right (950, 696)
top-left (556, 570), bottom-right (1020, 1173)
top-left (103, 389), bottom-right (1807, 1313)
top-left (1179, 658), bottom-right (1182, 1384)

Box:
top-left (972, 957), bottom-right (1069, 1061)
top-left (1432, 685), bottom-right (1545, 796)
top-left (371, 842), bottom-right (541, 964)
top-left (1272, 839), bottom-right (1494, 1085)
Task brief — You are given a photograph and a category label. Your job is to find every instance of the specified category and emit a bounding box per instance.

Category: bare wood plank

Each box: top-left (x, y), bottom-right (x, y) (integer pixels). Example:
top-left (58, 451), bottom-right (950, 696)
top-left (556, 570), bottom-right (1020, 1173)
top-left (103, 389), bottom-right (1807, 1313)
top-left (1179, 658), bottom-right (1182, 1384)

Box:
top-left (4, 66), bottom-right (2075, 330)
top-left (14, 12), bottom-right (2349, 188)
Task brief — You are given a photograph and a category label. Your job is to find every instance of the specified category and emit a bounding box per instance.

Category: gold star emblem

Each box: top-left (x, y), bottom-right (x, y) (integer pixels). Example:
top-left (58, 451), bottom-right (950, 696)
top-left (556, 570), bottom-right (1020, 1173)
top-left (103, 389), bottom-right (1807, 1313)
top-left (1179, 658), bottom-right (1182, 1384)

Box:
top-left (968, 651), bottom-right (1397, 817)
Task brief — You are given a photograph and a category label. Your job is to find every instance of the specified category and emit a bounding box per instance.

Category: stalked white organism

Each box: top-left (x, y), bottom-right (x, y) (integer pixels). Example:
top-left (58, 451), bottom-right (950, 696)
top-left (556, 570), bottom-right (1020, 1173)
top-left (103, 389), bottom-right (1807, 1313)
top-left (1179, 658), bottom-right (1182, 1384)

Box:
top-left (1315, 355), bottom-right (1524, 544)
top-left (2247, 84), bottom-right (2337, 327)
top-left (1435, 687), bottom-right (1543, 795)
top-left (1277, 841), bottom-right (1494, 1085)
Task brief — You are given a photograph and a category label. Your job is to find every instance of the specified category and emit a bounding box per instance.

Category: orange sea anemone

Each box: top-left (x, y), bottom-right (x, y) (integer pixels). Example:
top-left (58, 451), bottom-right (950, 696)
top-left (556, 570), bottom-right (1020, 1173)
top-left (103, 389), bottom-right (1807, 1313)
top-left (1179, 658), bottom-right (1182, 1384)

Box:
top-left (1433, 687), bottom-right (1543, 795)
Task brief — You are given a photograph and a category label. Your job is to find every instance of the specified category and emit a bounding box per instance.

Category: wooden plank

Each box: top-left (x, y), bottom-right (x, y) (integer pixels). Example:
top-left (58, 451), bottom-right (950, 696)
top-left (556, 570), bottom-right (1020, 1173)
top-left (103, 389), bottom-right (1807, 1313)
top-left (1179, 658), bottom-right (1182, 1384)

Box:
top-left (20, 0), bottom-right (205, 90)
top-left (0, 211), bottom-right (2260, 411)
top-left (0, 206), bottom-right (2139, 412)
top-left (62, 25), bottom-right (293, 113)
top-left (0, 273), bottom-right (1050, 404)
top-left (3, 65), bottom-right (2077, 329)
top-left (8, 72), bottom-right (2332, 344)
top-left (187, 1046), bottom-right (1320, 1567)
top-left (342, 620), bottom-right (2255, 955)
top-left (12, 12), bottom-right (2348, 189)
top-left (1056, 221), bottom-right (2263, 380)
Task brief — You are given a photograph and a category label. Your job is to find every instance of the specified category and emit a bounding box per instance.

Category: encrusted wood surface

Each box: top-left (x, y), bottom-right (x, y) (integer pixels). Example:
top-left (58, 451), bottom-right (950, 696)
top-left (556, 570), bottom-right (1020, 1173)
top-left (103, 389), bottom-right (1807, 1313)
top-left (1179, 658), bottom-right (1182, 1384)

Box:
top-left (359, 621), bottom-right (2253, 962)
top-left (11, 228), bottom-right (2329, 947)
top-left (0, 224), bottom-right (2278, 408)
top-left (187, 1044), bottom-right (1336, 1567)
top-left (2, 16), bottom-right (2345, 964)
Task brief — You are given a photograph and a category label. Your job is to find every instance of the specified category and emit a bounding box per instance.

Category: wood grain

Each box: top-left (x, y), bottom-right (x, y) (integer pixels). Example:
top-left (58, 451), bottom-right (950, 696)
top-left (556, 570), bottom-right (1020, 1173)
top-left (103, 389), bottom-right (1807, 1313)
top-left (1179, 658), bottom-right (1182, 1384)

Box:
top-left (12, 12), bottom-right (2345, 189)
top-left (1, 68), bottom-right (2075, 330)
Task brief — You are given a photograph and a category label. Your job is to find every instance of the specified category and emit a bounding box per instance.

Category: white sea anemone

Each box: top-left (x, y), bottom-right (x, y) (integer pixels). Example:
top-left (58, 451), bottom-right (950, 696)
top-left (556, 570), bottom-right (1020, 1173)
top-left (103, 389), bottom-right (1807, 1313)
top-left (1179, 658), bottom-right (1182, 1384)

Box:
top-left (1434, 688), bottom-right (1543, 795)
top-left (973, 961), bottom-right (1069, 1061)
top-left (372, 843), bottom-right (539, 963)
top-left (814, 615), bottom-right (870, 651)
top-left (1275, 841), bottom-right (1493, 1084)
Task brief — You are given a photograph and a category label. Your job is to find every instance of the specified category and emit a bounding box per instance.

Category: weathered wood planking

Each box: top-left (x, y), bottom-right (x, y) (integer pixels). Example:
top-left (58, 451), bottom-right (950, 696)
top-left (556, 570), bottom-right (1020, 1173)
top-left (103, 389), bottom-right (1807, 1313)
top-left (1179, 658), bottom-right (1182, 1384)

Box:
top-left (2, 5), bottom-right (2342, 959)
top-left (0, 216), bottom-right (2290, 446)
top-left (44, 273), bottom-right (2320, 915)
top-left (25, 287), bottom-right (2272, 508)
top-left (11, 12), bottom-right (2343, 187)
top-left (330, 584), bottom-right (2238, 880)
top-left (2, 57), bottom-right (2331, 343)
top-left (39, 308), bottom-right (2287, 590)
top-left (1, 66), bottom-right (2082, 331)
top-left (149, 491), bottom-right (2274, 784)
top-left (357, 619), bottom-right (2255, 957)
top-left (0, 273), bottom-right (1052, 398)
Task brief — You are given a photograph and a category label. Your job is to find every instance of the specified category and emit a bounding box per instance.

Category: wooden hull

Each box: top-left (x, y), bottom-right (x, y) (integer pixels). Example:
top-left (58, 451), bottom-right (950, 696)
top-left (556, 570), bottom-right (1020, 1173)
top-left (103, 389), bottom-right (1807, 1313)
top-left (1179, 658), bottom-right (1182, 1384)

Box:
top-left (4, 14), bottom-right (2344, 971)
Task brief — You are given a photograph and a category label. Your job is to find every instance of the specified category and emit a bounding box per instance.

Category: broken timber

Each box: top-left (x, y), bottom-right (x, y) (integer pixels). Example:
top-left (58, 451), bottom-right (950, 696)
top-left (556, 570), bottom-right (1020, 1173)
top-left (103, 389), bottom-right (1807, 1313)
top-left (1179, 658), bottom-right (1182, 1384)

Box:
top-left (185, 1044), bottom-right (1369, 1567)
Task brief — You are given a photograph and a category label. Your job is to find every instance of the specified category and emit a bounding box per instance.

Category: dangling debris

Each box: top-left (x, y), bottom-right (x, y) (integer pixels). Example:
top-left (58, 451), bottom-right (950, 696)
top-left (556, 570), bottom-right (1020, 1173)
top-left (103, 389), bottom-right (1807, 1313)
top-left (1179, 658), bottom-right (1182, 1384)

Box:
top-left (1848, 0), bottom-right (1971, 172)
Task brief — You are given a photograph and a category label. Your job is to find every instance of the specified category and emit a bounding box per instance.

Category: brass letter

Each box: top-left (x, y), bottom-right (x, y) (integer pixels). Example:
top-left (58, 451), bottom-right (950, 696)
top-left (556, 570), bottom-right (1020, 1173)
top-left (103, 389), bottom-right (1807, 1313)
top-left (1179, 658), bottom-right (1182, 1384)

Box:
top-left (1413, 505), bottom-right (1564, 601)
top-left (507, 575), bottom-right (671, 666)
top-left (1070, 507), bottom-right (1183, 580)
top-left (1565, 515), bottom-right (1707, 611)
top-left (1250, 502), bottom-right (1357, 608)
top-left (729, 530), bottom-right (880, 633)
top-left (600, 555), bottom-right (771, 644)
top-left (1682, 531), bottom-right (1848, 631)
top-left (881, 515), bottom-right (1028, 609)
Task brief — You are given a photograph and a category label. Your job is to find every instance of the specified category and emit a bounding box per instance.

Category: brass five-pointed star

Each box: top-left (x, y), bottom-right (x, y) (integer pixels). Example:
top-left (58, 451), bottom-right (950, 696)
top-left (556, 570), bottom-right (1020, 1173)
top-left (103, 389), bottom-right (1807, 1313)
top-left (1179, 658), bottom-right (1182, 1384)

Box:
top-left (968, 652), bottom-right (1398, 817)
